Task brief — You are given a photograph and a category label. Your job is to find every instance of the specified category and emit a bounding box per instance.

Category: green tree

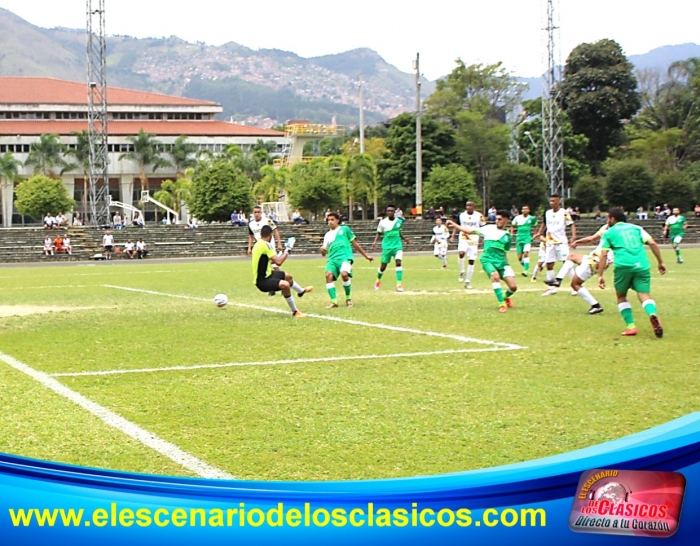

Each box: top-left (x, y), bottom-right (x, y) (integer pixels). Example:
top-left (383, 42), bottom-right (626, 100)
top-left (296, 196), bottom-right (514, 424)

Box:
top-left (423, 164), bottom-right (477, 210)
top-left (560, 39), bottom-right (640, 163)
top-left (170, 135), bottom-right (198, 178)
top-left (288, 159), bottom-right (344, 218)
top-left (255, 165), bottom-right (289, 202)
top-left (573, 175), bottom-right (605, 212)
top-left (377, 113), bottom-right (457, 209)
top-left (24, 134), bottom-right (68, 177)
top-left (153, 178), bottom-right (193, 215)
top-left (15, 174), bottom-right (74, 219)
top-left (657, 172), bottom-right (695, 211)
top-left (0, 152), bottom-right (21, 185)
top-left (189, 161), bottom-right (254, 222)
top-left (344, 154), bottom-right (378, 220)
top-left (604, 160), bottom-right (657, 211)
top-left (63, 130), bottom-right (91, 217)
top-left (488, 163), bottom-right (547, 211)
top-left (118, 129), bottom-right (172, 193)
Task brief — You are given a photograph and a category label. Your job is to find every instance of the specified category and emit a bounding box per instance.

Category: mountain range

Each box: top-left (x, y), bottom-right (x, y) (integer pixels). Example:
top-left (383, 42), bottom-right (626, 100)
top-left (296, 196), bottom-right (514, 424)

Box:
top-left (1, 8), bottom-right (699, 127)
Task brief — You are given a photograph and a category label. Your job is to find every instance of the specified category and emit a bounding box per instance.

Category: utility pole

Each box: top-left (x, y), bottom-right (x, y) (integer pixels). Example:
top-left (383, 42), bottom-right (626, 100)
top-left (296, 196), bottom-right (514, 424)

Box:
top-left (358, 75), bottom-right (365, 154)
top-left (414, 53), bottom-right (422, 217)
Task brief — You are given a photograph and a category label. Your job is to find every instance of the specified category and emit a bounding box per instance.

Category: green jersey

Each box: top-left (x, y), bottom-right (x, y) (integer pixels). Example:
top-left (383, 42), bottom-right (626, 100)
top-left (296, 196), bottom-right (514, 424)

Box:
top-left (511, 214), bottom-right (538, 242)
top-left (665, 215), bottom-right (686, 238)
top-left (322, 225), bottom-right (356, 262)
top-left (600, 222), bottom-right (652, 270)
top-left (476, 224), bottom-right (512, 266)
top-left (377, 217), bottom-right (404, 250)
top-left (251, 239), bottom-right (275, 284)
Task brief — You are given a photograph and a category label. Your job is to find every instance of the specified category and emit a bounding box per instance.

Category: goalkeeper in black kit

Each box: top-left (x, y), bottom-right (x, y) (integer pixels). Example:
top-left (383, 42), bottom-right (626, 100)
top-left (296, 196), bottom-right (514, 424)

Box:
top-left (250, 225), bottom-right (313, 317)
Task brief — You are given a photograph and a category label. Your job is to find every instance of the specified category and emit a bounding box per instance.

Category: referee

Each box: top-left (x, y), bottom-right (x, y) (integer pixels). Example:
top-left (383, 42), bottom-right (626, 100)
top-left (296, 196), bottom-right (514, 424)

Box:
top-left (252, 225), bottom-right (313, 317)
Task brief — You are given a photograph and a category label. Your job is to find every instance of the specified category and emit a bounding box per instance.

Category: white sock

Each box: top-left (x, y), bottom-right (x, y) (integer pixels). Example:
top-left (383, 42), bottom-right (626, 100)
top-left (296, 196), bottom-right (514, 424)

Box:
top-left (442, 256), bottom-right (447, 266)
top-left (532, 264), bottom-right (541, 278)
top-left (577, 286), bottom-right (598, 306)
top-left (458, 257), bottom-right (465, 274)
top-left (284, 295), bottom-right (298, 313)
top-left (466, 265), bottom-right (475, 283)
top-left (291, 281), bottom-right (305, 295)
top-left (523, 257), bottom-right (530, 267)
top-left (546, 269), bottom-right (555, 281)
top-left (556, 260), bottom-right (575, 281)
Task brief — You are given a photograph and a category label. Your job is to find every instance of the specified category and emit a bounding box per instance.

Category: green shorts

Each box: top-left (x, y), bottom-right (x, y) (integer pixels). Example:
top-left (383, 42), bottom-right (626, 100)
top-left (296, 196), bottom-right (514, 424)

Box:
top-left (515, 241), bottom-right (532, 255)
top-left (381, 247), bottom-right (403, 265)
top-left (325, 258), bottom-right (353, 280)
top-left (481, 259), bottom-right (515, 279)
top-left (613, 266), bottom-right (651, 295)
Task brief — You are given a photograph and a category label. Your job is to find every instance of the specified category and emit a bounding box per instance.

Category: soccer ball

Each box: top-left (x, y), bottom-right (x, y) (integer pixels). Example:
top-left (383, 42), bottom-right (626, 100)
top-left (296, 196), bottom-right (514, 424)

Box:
top-left (213, 294), bottom-right (228, 308)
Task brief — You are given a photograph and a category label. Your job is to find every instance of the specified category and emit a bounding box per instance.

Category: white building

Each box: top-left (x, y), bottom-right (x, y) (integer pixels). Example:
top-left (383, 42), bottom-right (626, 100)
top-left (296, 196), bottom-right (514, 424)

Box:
top-left (0, 77), bottom-right (293, 226)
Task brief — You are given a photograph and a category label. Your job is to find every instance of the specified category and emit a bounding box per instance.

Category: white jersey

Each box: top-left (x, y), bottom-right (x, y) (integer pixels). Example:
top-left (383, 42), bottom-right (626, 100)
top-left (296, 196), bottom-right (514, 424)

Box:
top-left (102, 234), bottom-right (114, 246)
top-left (545, 208), bottom-right (573, 245)
top-left (124, 242), bottom-right (134, 252)
top-left (248, 215), bottom-right (277, 241)
top-left (136, 241), bottom-right (146, 251)
top-left (432, 225), bottom-right (449, 247)
top-left (589, 224), bottom-right (614, 266)
top-left (458, 211), bottom-right (484, 245)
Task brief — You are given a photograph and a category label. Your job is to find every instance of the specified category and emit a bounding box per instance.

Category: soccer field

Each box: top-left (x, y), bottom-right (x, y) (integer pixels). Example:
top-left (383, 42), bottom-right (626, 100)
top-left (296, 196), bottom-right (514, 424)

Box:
top-left (0, 248), bottom-right (698, 481)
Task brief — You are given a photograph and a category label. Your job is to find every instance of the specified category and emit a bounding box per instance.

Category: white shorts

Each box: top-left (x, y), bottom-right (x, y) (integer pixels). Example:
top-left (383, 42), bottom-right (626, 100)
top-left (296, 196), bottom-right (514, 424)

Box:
top-left (520, 243), bottom-right (531, 254)
top-left (433, 244), bottom-right (447, 257)
top-left (673, 236), bottom-right (683, 245)
top-left (458, 240), bottom-right (478, 260)
top-left (502, 266), bottom-right (515, 278)
top-left (537, 246), bottom-right (547, 263)
top-left (574, 262), bottom-right (594, 283)
top-left (340, 261), bottom-right (352, 274)
top-left (545, 243), bottom-right (569, 263)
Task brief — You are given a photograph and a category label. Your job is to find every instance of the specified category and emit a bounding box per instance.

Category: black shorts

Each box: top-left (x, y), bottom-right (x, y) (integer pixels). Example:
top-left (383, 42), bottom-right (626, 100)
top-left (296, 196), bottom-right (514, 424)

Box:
top-left (256, 269), bottom-right (285, 293)
top-left (104, 245), bottom-right (113, 252)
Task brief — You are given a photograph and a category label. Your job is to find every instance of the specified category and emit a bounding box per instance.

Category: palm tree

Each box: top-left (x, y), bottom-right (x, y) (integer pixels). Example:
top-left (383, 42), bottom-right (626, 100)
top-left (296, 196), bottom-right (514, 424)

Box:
top-left (170, 135), bottom-right (198, 178)
top-left (118, 129), bottom-right (172, 194)
top-left (346, 154), bottom-right (378, 220)
top-left (153, 178), bottom-right (192, 222)
top-left (0, 152), bottom-right (21, 227)
top-left (256, 165), bottom-right (289, 202)
top-left (64, 130), bottom-right (91, 219)
top-left (24, 134), bottom-right (68, 177)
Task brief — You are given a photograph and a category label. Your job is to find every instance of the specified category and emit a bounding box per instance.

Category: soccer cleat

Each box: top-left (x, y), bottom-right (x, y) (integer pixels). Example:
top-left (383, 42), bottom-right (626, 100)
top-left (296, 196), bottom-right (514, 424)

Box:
top-left (505, 297), bottom-right (514, 308)
top-left (396, 285), bottom-right (404, 292)
top-left (458, 274), bottom-right (465, 283)
top-left (299, 286), bottom-right (314, 298)
top-left (544, 278), bottom-right (562, 287)
top-left (346, 299), bottom-right (354, 308)
top-left (521, 272), bottom-right (528, 277)
top-left (650, 314), bottom-right (664, 338)
top-left (498, 305), bottom-right (508, 314)
top-left (442, 264), bottom-right (447, 269)
top-left (465, 282), bottom-right (472, 289)
top-left (621, 327), bottom-right (638, 336)
top-left (374, 281), bottom-right (381, 290)
top-left (677, 257), bottom-right (683, 264)
top-left (292, 310), bottom-right (305, 318)
top-left (571, 290), bottom-right (578, 296)
top-left (541, 288), bottom-right (558, 296)
top-left (588, 305), bottom-right (604, 315)
top-left (530, 277), bottom-right (537, 283)
top-left (268, 291), bottom-right (276, 297)
top-left (325, 302), bottom-right (339, 308)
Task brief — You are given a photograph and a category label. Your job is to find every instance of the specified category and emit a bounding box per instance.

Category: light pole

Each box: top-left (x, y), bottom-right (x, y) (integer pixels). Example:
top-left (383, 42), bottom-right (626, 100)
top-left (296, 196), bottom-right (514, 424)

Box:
top-left (413, 53), bottom-right (422, 218)
top-left (358, 75), bottom-right (365, 154)
top-left (524, 131), bottom-right (538, 165)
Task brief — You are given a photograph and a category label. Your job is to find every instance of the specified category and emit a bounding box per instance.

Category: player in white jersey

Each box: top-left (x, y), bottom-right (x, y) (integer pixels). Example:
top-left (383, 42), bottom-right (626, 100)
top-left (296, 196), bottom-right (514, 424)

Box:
top-left (247, 205), bottom-right (283, 255)
top-left (544, 224), bottom-right (613, 314)
top-left (534, 194), bottom-right (576, 295)
top-left (530, 237), bottom-right (548, 282)
top-left (450, 200), bottom-right (484, 288)
top-left (430, 217), bottom-right (449, 268)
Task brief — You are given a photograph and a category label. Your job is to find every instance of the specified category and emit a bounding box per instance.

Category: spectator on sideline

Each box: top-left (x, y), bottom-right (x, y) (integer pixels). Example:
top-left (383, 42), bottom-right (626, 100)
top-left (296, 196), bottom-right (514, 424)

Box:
top-left (53, 234), bottom-right (64, 253)
top-left (43, 236), bottom-right (54, 255)
top-left (72, 212), bottom-right (83, 226)
top-left (487, 206), bottom-right (497, 221)
top-left (132, 211), bottom-right (145, 228)
top-left (427, 207), bottom-right (436, 221)
top-left (102, 230), bottom-right (114, 260)
top-left (63, 235), bottom-right (72, 255)
top-left (572, 207), bottom-right (581, 221)
top-left (123, 239), bottom-right (136, 258)
top-left (43, 212), bottom-right (53, 229)
top-left (637, 206), bottom-right (648, 220)
top-left (510, 205), bottom-right (519, 218)
top-left (451, 207), bottom-right (460, 222)
top-left (694, 203), bottom-right (700, 217)
top-left (187, 216), bottom-right (198, 229)
top-left (292, 209), bottom-right (304, 224)
top-left (136, 238), bottom-right (148, 259)
top-left (113, 212), bottom-right (123, 230)
top-left (55, 212), bottom-right (67, 228)
top-left (395, 207), bottom-right (404, 219)
top-left (237, 210), bottom-right (248, 226)
top-left (323, 208), bottom-right (332, 222)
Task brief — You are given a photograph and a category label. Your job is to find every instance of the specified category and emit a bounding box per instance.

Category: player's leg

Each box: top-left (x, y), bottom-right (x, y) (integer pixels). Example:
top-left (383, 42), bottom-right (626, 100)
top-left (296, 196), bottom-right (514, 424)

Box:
top-left (482, 262), bottom-right (506, 311)
top-left (394, 251), bottom-right (404, 291)
top-left (673, 236), bottom-right (683, 264)
top-left (340, 262), bottom-right (354, 306)
top-left (572, 263), bottom-right (603, 314)
top-left (325, 269), bottom-right (339, 308)
top-left (457, 243), bottom-right (467, 281)
top-left (376, 250), bottom-right (392, 289)
top-left (531, 246), bottom-right (545, 282)
top-left (502, 266), bottom-right (517, 308)
top-left (439, 245), bottom-right (448, 268)
top-left (521, 243), bottom-right (532, 277)
top-left (465, 245), bottom-right (478, 288)
top-left (633, 270), bottom-right (663, 338)
top-left (546, 253), bottom-right (582, 288)
top-left (613, 269), bottom-right (637, 335)
top-left (281, 272), bottom-right (303, 317)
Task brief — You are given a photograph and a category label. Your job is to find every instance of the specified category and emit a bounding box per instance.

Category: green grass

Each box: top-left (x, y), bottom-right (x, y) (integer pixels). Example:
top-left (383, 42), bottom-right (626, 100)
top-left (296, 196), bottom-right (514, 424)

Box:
top-left (0, 249), bottom-right (698, 481)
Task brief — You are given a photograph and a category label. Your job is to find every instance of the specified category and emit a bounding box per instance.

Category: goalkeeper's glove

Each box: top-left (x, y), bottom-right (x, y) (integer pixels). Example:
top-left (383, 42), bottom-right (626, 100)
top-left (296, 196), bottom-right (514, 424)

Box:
top-left (284, 237), bottom-right (296, 253)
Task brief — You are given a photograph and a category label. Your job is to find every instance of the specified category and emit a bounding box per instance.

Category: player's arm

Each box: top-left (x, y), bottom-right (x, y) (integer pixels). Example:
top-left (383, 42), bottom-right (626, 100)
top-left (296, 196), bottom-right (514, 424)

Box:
top-left (446, 220), bottom-right (476, 235)
top-left (270, 247), bottom-right (290, 266)
top-left (247, 227), bottom-right (254, 255)
top-left (597, 249), bottom-right (609, 289)
top-left (533, 219), bottom-right (545, 240)
top-left (371, 231), bottom-right (381, 251)
top-left (572, 232), bottom-right (601, 248)
top-left (663, 219), bottom-right (670, 239)
top-left (568, 220), bottom-right (577, 244)
top-left (320, 245), bottom-right (328, 257)
top-left (351, 239), bottom-right (373, 261)
top-left (273, 226), bottom-right (283, 251)
top-left (401, 232), bottom-right (411, 245)
top-left (645, 237), bottom-right (666, 275)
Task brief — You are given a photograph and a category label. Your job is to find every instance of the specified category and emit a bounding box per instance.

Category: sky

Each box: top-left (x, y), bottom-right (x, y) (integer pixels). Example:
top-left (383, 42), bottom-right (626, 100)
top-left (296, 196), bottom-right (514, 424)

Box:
top-left (0, 0), bottom-right (697, 80)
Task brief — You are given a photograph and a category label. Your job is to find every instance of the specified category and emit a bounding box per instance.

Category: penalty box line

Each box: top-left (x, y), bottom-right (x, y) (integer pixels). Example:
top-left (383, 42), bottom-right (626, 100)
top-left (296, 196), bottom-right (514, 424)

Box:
top-left (104, 285), bottom-right (526, 351)
top-left (50, 347), bottom-right (516, 378)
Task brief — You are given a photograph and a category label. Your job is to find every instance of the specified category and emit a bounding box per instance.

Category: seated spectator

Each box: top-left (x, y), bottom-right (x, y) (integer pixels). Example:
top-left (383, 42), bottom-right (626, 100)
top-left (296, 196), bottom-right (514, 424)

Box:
top-left (72, 212), bottom-right (83, 226)
top-left (55, 212), bottom-right (67, 228)
top-left (662, 204), bottom-right (671, 218)
top-left (53, 235), bottom-right (64, 253)
top-left (323, 208), bottom-right (332, 222)
top-left (123, 239), bottom-right (136, 258)
top-left (43, 213), bottom-right (53, 229)
top-left (132, 211), bottom-right (145, 228)
top-left (123, 215), bottom-right (130, 227)
top-left (292, 209), bottom-right (305, 224)
top-left (637, 206), bottom-right (648, 220)
top-left (427, 206), bottom-right (436, 220)
top-left (43, 236), bottom-right (54, 255)
top-left (113, 212), bottom-right (123, 230)
top-left (510, 205), bottom-right (519, 218)
top-left (136, 238), bottom-right (148, 259)
top-left (395, 207), bottom-right (404, 219)
top-left (187, 216), bottom-right (198, 229)
top-left (572, 207), bottom-right (581, 221)
top-left (595, 207), bottom-right (605, 221)
top-left (63, 235), bottom-right (72, 255)
top-left (237, 210), bottom-right (248, 226)
top-left (695, 204), bottom-right (700, 217)
top-left (451, 207), bottom-right (460, 222)
top-left (230, 211), bottom-right (239, 226)
top-left (487, 206), bottom-right (497, 222)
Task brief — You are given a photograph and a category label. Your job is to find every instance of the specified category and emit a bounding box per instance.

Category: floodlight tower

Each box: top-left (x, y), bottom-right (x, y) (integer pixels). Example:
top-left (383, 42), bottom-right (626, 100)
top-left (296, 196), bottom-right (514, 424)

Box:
top-left (87, 0), bottom-right (110, 225)
top-left (542, 0), bottom-right (565, 198)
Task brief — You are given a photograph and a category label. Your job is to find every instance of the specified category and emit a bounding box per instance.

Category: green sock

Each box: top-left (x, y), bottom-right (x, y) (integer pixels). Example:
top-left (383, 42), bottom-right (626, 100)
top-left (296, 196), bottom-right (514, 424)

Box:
top-left (505, 290), bottom-right (514, 298)
top-left (492, 282), bottom-right (505, 304)
top-left (523, 258), bottom-right (530, 273)
top-left (377, 269), bottom-right (384, 280)
top-left (396, 267), bottom-right (403, 283)
top-left (642, 299), bottom-right (657, 316)
top-left (618, 303), bottom-right (635, 327)
top-left (343, 281), bottom-right (351, 299)
top-left (676, 248), bottom-right (681, 258)
top-left (326, 283), bottom-right (337, 303)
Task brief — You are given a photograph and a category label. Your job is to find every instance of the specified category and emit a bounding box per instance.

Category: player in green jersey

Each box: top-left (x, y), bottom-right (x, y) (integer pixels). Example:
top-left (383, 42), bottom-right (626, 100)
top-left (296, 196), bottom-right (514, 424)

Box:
top-left (372, 205), bottom-right (411, 292)
top-left (510, 205), bottom-right (538, 276)
top-left (598, 208), bottom-right (666, 337)
top-left (448, 210), bottom-right (518, 313)
top-left (320, 212), bottom-right (374, 308)
top-left (664, 207), bottom-right (687, 264)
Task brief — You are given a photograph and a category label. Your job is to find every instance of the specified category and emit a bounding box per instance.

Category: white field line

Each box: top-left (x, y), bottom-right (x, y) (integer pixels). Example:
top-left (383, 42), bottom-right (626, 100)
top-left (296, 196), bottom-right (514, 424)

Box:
top-left (50, 347), bottom-right (516, 378)
top-left (104, 285), bottom-right (525, 351)
top-left (4, 285), bottom-right (87, 290)
top-left (0, 350), bottom-right (233, 480)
